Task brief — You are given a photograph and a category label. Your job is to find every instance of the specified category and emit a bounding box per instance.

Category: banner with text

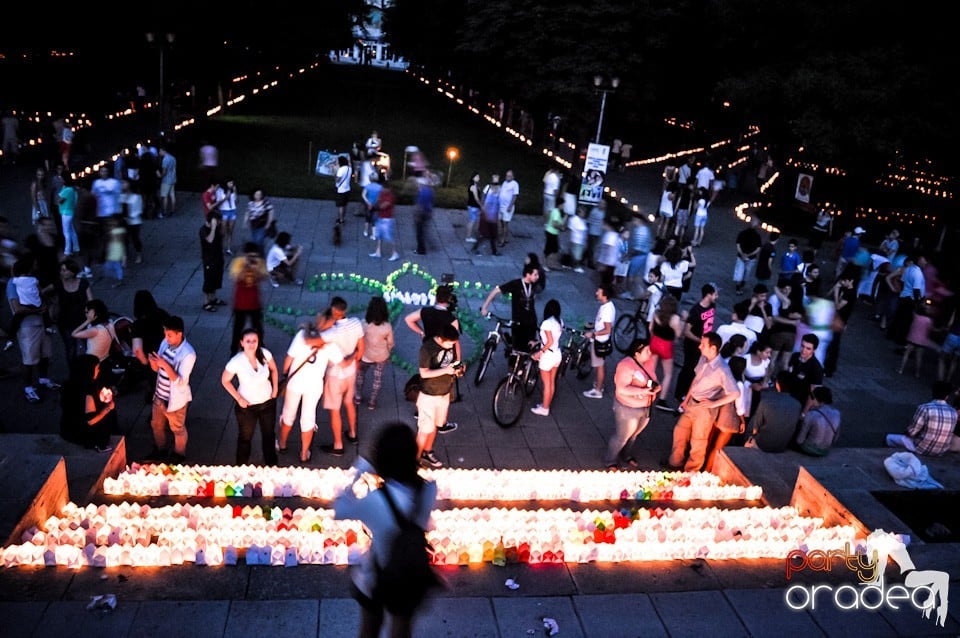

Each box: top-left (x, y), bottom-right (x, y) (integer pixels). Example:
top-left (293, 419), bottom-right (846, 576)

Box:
top-left (578, 143), bottom-right (610, 207)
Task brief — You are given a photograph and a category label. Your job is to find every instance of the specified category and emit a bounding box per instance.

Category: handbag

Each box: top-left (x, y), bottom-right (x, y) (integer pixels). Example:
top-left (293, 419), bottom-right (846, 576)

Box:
top-left (593, 338), bottom-right (613, 358)
top-left (278, 347), bottom-right (319, 397)
top-left (404, 374), bottom-right (422, 402)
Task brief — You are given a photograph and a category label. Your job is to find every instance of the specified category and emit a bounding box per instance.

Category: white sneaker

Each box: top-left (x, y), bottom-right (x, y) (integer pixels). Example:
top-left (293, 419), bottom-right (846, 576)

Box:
top-left (39, 378), bottom-right (61, 390)
top-left (24, 386), bottom-right (40, 403)
top-left (388, 253), bottom-right (400, 261)
top-left (368, 252), bottom-right (381, 258)
top-left (530, 405), bottom-right (550, 416)
top-left (270, 280), bottom-right (280, 288)
top-left (465, 237), bottom-right (477, 243)
top-left (583, 388), bottom-right (603, 399)
top-left (574, 267), bottom-right (585, 273)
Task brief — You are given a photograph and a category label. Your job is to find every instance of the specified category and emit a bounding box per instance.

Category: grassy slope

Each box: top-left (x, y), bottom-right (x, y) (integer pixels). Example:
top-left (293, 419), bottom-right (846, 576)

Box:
top-left (174, 64), bottom-right (554, 213)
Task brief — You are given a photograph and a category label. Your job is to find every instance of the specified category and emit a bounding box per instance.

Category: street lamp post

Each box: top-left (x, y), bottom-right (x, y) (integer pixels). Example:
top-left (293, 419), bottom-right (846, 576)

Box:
top-left (145, 32), bottom-right (175, 135)
top-left (593, 74), bottom-right (620, 144)
top-left (446, 147), bottom-right (458, 187)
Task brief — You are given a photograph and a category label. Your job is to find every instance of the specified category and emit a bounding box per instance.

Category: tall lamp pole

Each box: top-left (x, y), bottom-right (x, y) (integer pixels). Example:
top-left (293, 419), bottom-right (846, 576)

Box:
top-left (593, 75), bottom-right (620, 144)
top-left (146, 32), bottom-right (175, 135)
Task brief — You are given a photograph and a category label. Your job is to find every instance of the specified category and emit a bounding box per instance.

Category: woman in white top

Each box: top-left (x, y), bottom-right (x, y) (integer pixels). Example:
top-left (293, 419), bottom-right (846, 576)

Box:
top-left (71, 299), bottom-right (114, 362)
top-left (221, 329), bottom-right (279, 465)
top-left (531, 299), bottom-right (563, 416)
top-left (743, 340), bottom-right (773, 418)
top-left (658, 245), bottom-right (692, 301)
top-left (692, 189), bottom-right (709, 247)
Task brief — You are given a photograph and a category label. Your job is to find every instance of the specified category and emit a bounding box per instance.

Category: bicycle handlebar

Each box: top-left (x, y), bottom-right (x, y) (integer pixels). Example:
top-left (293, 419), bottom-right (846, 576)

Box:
top-left (485, 313), bottom-right (515, 327)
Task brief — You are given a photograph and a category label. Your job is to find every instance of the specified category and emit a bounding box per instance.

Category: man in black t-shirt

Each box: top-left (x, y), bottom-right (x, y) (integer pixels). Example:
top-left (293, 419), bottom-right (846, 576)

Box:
top-left (416, 325), bottom-right (462, 468)
top-left (405, 284), bottom-right (461, 431)
top-left (756, 231), bottom-right (779, 284)
top-left (824, 271), bottom-right (857, 376)
top-left (784, 333), bottom-right (824, 406)
top-left (734, 218), bottom-right (763, 295)
top-left (672, 283), bottom-right (718, 407)
top-left (480, 263), bottom-right (540, 350)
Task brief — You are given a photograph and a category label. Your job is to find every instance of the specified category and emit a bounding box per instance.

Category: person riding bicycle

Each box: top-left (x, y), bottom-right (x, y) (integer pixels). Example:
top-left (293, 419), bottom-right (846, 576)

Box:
top-left (480, 263), bottom-right (540, 351)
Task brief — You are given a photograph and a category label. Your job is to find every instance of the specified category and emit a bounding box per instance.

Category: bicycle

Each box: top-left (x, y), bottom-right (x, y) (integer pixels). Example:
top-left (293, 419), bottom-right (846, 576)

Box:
top-left (557, 324), bottom-right (594, 380)
top-left (492, 344), bottom-right (539, 427)
top-left (613, 296), bottom-right (651, 354)
top-left (474, 313), bottom-right (514, 386)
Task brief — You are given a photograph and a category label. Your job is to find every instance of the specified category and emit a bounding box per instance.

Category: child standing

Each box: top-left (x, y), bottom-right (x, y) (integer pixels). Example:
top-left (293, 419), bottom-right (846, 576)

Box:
top-left (104, 217), bottom-right (126, 288)
top-left (6, 258), bottom-right (44, 341)
top-left (691, 188), bottom-right (709, 246)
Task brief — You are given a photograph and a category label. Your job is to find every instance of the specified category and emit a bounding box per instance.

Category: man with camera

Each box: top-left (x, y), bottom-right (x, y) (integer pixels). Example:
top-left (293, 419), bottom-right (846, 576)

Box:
top-left (605, 336), bottom-right (660, 470)
top-left (404, 284), bottom-right (461, 433)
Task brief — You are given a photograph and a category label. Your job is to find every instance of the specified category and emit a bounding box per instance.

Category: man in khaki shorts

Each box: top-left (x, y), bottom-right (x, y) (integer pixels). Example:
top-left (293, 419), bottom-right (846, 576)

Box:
top-left (307, 296), bottom-right (364, 456)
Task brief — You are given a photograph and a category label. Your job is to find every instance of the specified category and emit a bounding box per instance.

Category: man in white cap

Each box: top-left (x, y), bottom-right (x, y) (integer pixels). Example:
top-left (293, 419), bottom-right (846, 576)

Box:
top-left (835, 225), bottom-right (865, 278)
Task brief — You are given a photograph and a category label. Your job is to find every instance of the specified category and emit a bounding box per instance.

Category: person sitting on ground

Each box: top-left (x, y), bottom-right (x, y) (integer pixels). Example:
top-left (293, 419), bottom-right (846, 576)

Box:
top-left (886, 380), bottom-right (960, 456)
top-left (266, 231), bottom-right (303, 287)
top-left (745, 371), bottom-right (802, 453)
top-left (795, 385), bottom-right (841, 456)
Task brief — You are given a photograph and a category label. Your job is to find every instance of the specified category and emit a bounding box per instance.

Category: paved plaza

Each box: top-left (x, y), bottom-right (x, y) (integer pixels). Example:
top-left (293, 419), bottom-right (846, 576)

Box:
top-left (0, 77), bottom-right (957, 636)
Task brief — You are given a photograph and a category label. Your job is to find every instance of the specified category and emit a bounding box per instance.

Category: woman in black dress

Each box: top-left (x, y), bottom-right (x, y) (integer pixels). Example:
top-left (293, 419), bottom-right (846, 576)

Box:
top-left (53, 258), bottom-right (93, 361)
top-left (60, 354), bottom-right (116, 452)
top-left (200, 210), bottom-right (226, 312)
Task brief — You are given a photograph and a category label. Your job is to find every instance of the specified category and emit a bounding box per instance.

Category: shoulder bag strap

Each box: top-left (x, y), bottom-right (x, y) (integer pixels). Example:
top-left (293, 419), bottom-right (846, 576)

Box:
top-left (285, 346), bottom-right (319, 382)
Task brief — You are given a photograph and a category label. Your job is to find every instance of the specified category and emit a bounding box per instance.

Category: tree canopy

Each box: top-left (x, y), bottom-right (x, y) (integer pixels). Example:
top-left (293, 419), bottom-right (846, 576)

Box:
top-left (384, 0), bottom-right (960, 177)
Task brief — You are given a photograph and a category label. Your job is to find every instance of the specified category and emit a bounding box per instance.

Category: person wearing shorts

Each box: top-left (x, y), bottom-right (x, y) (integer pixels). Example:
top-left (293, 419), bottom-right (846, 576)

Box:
top-left (415, 325), bottom-right (461, 469)
top-left (584, 284), bottom-right (616, 399)
top-left (531, 299), bottom-right (563, 416)
top-left (369, 184), bottom-right (399, 261)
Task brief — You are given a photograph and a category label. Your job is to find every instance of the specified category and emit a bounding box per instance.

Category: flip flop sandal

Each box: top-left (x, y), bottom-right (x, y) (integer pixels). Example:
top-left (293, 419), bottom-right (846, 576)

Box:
top-left (203, 303), bottom-right (218, 312)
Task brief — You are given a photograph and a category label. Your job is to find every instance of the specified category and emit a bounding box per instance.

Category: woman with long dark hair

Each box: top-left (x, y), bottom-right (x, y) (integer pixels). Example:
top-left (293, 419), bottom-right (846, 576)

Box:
top-left (71, 298), bottom-right (113, 362)
top-left (531, 299), bottom-right (563, 416)
top-left (54, 258), bottom-right (94, 361)
top-left (648, 294), bottom-right (682, 411)
top-left (355, 296), bottom-right (394, 410)
top-left (221, 328), bottom-right (279, 465)
top-left (60, 354), bottom-right (116, 452)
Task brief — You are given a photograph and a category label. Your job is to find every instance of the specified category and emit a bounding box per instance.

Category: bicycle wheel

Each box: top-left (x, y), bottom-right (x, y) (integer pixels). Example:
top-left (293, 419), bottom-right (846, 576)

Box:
top-left (557, 350), bottom-right (571, 377)
top-left (474, 341), bottom-right (496, 386)
top-left (492, 376), bottom-right (525, 427)
top-left (575, 342), bottom-right (594, 379)
top-left (613, 313), bottom-right (639, 354)
top-left (524, 359), bottom-right (539, 396)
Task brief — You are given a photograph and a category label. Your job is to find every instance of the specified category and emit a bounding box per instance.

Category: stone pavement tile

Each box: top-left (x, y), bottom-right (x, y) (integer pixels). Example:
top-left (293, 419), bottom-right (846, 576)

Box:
top-left (879, 598), bottom-right (959, 637)
top-left (224, 599), bottom-right (320, 636)
top-left (570, 561), bottom-right (722, 594)
top-left (245, 565), bottom-right (352, 600)
top-left (0, 601), bottom-right (46, 637)
top-left (801, 596), bottom-right (899, 637)
top-left (128, 600), bottom-right (230, 638)
top-left (437, 563), bottom-right (576, 598)
top-left (531, 446), bottom-right (583, 470)
top-left (30, 599), bottom-right (138, 638)
top-left (522, 422), bottom-right (566, 448)
top-left (649, 590), bottom-right (748, 638)
top-left (64, 565), bottom-right (250, 601)
top-left (723, 587), bottom-right (825, 638)
top-left (318, 598), bottom-right (360, 637)
top-left (492, 595), bottom-right (585, 637)
top-left (830, 490), bottom-right (912, 535)
top-left (488, 445), bottom-right (536, 468)
top-left (442, 445), bottom-right (495, 469)
top-left (0, 565), bottom-right (74, 602)
top-left (573, 593), bottom-right (669, 638)
top-left (416, 596), bottom-right (499, 637)
top-left (708, 559), bottom-right (788, 589)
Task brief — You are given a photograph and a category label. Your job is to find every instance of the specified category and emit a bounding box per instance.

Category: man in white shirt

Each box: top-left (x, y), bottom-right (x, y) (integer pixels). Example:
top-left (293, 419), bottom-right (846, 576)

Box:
top-left (498, 169), bottom-right (520, 246)
top-left (306, 297), bottom-right (365, 456)
top-left (542, 167), bottom-right (560, 220)
top-left (583, 284), bottom-right (616, 399)
top-left (695, 163), bottom-right (715, 193)
top-left (334, 155), bottom-right (353, 225)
